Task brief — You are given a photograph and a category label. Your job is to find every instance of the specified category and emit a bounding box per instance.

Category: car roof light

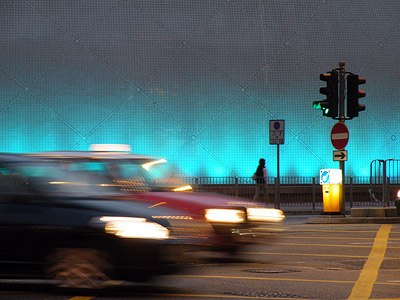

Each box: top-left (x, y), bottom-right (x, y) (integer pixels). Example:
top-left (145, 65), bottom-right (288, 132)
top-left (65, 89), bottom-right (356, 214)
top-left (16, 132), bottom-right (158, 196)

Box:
top-left (89, 144), bottom-right (131, 152)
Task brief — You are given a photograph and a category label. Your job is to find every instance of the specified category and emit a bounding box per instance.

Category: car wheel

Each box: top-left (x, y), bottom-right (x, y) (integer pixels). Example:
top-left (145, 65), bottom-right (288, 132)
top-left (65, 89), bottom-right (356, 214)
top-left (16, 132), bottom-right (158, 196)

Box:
top-left (46, 248), bottom-right (113, 289)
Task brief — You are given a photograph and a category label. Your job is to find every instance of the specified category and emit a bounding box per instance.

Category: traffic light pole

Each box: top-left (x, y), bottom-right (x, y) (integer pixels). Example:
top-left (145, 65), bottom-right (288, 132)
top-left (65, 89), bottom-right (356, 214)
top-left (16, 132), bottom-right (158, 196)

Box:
top-left (314, 62), bottom-right (366, 215)
top-left (338, 62), bottom-right (346, 213)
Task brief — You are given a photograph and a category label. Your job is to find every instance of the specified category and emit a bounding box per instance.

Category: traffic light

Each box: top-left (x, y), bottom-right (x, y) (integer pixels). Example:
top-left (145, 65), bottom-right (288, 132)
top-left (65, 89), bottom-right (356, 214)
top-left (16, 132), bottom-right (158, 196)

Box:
top-left (313, 70), bottom-right (338, 118)
top-left (347, 74), bottom-right (366, 119)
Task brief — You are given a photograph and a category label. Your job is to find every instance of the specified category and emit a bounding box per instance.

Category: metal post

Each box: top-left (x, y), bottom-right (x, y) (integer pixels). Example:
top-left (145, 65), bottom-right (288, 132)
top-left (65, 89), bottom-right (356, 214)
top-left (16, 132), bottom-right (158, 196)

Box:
top-left (349, 176), bottom-right (353, 208)
top-left (383, 161), bottom-right (387, 206)
top-left (235, 177), bottom-right (239, 197)
top-left (383, 158), bottom-right (394, 207)
top-left (338, 62), bottom-right (346, 215)
top-left (274, 177), bottom-right (279, 209)
top-left (386, 176), bottom-right (390, 207)
top-left (276, 144), bottom-right (280, 209)
top-left (312, 177), bottom-right (316, 211)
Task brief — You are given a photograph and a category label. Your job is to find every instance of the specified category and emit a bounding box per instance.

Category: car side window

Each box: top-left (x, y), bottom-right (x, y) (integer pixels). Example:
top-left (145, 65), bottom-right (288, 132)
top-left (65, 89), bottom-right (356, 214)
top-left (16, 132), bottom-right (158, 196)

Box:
top-left (0, 167), bottom-right (32, 203)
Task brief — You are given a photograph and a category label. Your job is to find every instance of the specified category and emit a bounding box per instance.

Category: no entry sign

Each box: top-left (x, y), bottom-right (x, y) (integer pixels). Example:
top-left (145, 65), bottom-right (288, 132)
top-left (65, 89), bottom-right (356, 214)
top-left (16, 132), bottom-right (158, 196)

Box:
top-left (331, 122), bottom-right (349, 150)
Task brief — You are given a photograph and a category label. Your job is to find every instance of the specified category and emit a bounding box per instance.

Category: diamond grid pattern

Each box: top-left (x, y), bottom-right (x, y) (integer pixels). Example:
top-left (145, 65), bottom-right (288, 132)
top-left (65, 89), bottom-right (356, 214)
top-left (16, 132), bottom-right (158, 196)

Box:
top-left (0, 0), bottom-right (399, 177)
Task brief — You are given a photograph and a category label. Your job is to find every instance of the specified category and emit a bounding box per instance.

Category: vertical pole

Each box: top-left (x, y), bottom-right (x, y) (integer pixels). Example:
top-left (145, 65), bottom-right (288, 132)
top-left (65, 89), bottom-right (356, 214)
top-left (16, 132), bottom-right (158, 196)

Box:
top-left (312, 177), bottom-right (316, 211)
top-left (338, 62), bottom-right (346, 215)
top-left (235, 177), bottom-right (239, 198)
top-left (274, 177), bottom-right (278, 208)
top-left (276, 144), bottom-right (280, 209)
top-left (382, 161), bottom-right (387, 206)
top-left (350, 176), bottom-right (353, 208)
top-left (386, 176), bottom-right (390, 207)
top-left (384, 159), bottom-right (393, 207)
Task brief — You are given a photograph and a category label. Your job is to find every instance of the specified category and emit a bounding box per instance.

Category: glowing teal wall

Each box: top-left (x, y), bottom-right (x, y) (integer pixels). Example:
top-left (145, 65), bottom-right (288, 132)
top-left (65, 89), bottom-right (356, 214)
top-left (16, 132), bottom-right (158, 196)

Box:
top-left (0, 1), bottom-right (399, 178)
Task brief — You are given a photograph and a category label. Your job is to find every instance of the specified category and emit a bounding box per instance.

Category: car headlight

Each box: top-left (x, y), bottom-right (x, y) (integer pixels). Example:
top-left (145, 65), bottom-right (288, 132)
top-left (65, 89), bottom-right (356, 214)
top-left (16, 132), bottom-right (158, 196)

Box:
top-left (172, 185), bottom-right (193, 192)
top-left (246, 208), bottom-right (285, 222)
top-left (205, 208), bottom-right (246, 224)
top-left (97, 216), bottom-right (169, 239)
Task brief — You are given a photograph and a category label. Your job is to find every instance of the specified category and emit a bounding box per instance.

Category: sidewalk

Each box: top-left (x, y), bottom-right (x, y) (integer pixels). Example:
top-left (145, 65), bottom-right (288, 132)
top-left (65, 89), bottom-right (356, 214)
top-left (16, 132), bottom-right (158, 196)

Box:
top-left (276, 204), bottom-right (400, 224)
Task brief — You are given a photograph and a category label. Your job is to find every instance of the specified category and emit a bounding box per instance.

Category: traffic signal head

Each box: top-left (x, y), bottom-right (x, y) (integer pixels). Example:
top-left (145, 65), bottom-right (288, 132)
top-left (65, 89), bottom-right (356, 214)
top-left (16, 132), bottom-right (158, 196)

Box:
top-left (347, 74), bottom-right (366, 119)
top-left (313, 70), bottom-right (338, 118)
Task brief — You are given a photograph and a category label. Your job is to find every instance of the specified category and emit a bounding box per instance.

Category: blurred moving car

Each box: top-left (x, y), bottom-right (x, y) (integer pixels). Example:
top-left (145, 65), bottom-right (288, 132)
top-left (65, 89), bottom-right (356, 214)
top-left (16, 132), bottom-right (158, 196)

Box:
top-left (0, 153), bottom-right (214, 289)
top-left (24, 145), bottom-right (285, 253)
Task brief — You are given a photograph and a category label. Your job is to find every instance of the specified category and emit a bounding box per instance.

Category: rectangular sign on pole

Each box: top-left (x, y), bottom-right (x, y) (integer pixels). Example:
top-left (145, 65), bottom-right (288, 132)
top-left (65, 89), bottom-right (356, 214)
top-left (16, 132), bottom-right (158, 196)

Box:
top-left (320, 169), bottom-right (343, 185)
top-left (269, 120), bottom-right (285, 145)
top-left (333, 150), bottom-right (347, 161)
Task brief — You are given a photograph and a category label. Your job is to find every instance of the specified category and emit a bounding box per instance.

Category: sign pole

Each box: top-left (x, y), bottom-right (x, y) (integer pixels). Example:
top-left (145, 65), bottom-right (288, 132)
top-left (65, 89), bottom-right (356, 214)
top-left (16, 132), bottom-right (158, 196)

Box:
top-left (338, 62), bottom-right (346, 214)
top-left (276, 144), bottom-right (280, 209)
top-left (269, 120), bottom-right (284, 209)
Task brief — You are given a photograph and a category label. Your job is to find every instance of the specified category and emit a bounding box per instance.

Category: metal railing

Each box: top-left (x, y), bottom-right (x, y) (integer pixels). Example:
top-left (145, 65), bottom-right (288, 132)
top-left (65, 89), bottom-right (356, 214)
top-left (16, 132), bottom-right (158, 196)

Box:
top-left (171, 176), bottom-right (397, 211)
top-left (370, 159), bottom-right (400, 206)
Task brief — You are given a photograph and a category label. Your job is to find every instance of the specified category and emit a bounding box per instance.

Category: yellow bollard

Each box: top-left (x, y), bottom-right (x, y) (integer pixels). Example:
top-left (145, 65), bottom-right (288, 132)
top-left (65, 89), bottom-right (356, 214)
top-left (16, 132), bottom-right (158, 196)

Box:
top-left (320, 169), bottom-right (344, 215)
top-left (322, 184), bottom-right (343, 213)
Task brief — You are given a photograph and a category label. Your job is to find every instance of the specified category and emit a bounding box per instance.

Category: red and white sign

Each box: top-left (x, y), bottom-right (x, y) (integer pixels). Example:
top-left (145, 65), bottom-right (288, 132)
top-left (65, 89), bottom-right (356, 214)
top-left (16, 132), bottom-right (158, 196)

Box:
top-left (331, 123), bottom-right (349, 150)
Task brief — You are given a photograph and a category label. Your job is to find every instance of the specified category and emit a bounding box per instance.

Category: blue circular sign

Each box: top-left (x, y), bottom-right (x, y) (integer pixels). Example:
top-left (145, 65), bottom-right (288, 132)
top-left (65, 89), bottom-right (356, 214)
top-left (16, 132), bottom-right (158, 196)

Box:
top-left (274, 122), bottom-right (281, 130)
top-left (321, 171), bottom-right (330, 184)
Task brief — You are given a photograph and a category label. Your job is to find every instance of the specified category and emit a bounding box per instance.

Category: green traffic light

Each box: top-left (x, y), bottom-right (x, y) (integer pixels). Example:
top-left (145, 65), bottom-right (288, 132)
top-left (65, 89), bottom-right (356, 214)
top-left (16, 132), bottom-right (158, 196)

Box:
top-left (313, 101), bottom-right (330, 116)
top-left (315, 70), bottom-right (338, 119)
top-left (312, 101), bottom-right (321, 110)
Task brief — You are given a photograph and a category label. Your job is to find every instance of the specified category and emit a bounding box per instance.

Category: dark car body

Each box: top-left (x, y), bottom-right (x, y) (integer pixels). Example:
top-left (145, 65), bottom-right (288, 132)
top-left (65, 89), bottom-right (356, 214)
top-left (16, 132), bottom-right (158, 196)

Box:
top-left (23, 148), bottom-right (285, 253)
top-left (0, 153), bottom-right (213, 288)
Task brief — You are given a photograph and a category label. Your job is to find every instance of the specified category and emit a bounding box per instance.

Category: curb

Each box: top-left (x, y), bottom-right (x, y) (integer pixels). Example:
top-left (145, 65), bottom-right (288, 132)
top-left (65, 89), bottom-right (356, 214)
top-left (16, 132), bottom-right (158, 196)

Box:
top-left (307, 215), bottom-right (400, 224)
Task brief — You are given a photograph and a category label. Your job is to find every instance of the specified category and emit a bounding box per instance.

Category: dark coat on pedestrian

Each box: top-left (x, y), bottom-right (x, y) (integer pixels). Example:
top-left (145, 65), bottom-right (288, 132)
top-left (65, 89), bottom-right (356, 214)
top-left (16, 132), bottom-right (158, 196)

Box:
top-left (255, 159), bottom-right (266, 184)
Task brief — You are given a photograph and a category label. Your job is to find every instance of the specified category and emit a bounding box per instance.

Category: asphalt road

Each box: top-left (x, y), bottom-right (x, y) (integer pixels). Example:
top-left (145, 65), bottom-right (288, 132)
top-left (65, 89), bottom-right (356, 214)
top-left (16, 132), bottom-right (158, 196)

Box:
top-left (1, 215), bottom-right (399, 300)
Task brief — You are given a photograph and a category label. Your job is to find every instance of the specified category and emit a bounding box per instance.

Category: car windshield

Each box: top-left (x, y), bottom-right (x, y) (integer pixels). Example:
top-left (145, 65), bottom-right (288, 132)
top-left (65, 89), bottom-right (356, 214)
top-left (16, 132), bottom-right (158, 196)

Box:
top-left (61, 159), bottom-right (189, 193)
top-left (0, 161), bottom-right (126, 197)
top-left (15, 157), bottom-right (189, 194)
